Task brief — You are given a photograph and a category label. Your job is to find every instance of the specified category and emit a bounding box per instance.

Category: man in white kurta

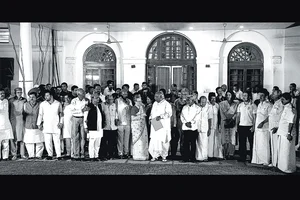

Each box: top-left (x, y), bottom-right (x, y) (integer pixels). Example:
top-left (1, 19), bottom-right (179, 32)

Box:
top-left (23, 92), bottom-right (44, 159)
top-left (251, 89), bottom-right (272, 165)
top-left (268, 89), bottom-right (284, 167)
top-left (37, 90), bottom-right (63, 160)
top-left (0, 89), bottom-right (14, 160)
top-left (149, 91), bottom-right (172, 161)
top-left (273, 93), bottom-right (296, 173)
top-left (196, 96), bottom-right (213, 161)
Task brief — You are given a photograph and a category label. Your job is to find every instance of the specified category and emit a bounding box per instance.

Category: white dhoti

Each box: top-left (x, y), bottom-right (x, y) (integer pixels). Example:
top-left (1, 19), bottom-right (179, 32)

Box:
top-left (270, 131), bottom-right (278, 166)
top-left (148, 126), bottom-right (171, 159)
top-left (208, 129), bottom-right (223, 158)
top-left (196, 131), bottom-right (208, 161)
top-left (251, 129), bottom-right (270, 165)
top-left (276, 134), bottom-right (296, 173)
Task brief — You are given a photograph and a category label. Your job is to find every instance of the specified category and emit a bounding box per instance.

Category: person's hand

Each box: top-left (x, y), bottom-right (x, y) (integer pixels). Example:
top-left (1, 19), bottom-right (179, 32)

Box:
top-left (38, 125), bottom-right (43, 131)
top-left (57, 123), bottom-right (63, 129)
top-left (287, 134), bottom-right (293, 141)
top-left (185, 122), bottom-right (192, 128)
top-left (271, 127), bottom-right (278, 134)
top-left (207, 129), bottom-right (211, 137)
top-left (257, 122), bottom-right (264, 129)
top-left (115, 119), bottom-right (119, 126)
top-left (84, 128), bottom-right (89, 134)
top-left (292, 107), bottom-right (297, 115)
top-left (156, 116), bottom-right (161, 121)
top-left (250, 126), bottom-right (255, 132)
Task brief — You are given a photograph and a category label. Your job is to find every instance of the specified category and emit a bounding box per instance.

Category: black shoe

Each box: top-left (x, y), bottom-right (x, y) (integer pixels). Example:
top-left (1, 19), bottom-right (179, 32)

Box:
top-left (57, 157), bottom-right (63, 161)
top-left (2, 158), bottom-right (8, 161)
top-left (116, 155), bottom-right (123, 159)
top-left (45, 156), bottom-right (53, 160)
top-left (100, 158), bottom-right (108, 161)
top-left (122, 155), bottom-right (128, 159)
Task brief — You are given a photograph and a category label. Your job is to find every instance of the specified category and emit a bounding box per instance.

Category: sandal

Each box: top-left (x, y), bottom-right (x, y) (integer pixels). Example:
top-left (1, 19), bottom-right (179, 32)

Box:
top-left (151, 158), bottom-right (157, 161)
top-left (162, 158), bottom-right (167, 162)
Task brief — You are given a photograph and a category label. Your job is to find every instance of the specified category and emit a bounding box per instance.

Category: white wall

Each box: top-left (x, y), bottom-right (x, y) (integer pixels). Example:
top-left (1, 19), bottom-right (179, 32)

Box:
top-left (283, 26), bottom-right (300, 92)
top-left (0, 23), bottom-right (64, 94)
top-left (1, 23), bottom-right (294, 95)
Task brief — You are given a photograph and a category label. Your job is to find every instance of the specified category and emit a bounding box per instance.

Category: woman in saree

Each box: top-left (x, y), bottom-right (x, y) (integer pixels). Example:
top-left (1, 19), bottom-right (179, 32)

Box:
top-left (131, 93), bottom-right (149, 160)
top-left (219, 90), bottom-right (239, 160)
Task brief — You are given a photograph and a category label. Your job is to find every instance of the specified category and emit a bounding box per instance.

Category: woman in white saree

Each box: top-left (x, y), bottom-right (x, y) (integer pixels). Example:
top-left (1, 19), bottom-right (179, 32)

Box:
top-left (131, 93), bottom-right (149, 160)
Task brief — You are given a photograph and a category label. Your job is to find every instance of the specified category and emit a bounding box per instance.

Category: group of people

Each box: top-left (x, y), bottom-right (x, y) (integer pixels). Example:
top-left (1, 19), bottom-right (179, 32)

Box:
top-left (0, 80), bottom-right (299, 174)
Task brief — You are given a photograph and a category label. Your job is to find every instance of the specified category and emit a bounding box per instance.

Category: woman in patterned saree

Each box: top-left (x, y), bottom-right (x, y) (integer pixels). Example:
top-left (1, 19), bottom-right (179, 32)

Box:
top-left (219, 90), bottom-right (239, 160)
top-left (131, 93), bottom-right (149, 160)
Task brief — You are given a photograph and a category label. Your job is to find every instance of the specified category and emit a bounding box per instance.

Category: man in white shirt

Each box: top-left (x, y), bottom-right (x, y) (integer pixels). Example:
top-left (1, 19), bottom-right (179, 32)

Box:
top-left (272, 92), bottom-right (296, 173)
top-left (131, 83), bottom-right (140, 94)
top-left (94, 84), bottom-right (106, 103)
top-left (221, 84), bottom-right (227, 98)
top-left (195, 96), bottom-right (213, 162)
top-left (148, 91), bottom-right (172, 162)
top-left (180, 95), bottom-right (200, 162)
top-left (233, 84), bottom-right (243, 102)
top-left (236, 91), bottom-right (257, 163)
top-left (268, 89), bottom-right (284, 167)
top-left (70, 88), bottom-right (89, 160)
top-left (85, 85), bottom-right (94, 102)
top-left (251, 88), bottom-right (272, 165)
top-left (103, 80), bottom-right (115, 97)
top-left (102, 94), bottom-right (118, 159)
top-left (37, 90), bottom-right (63, 160)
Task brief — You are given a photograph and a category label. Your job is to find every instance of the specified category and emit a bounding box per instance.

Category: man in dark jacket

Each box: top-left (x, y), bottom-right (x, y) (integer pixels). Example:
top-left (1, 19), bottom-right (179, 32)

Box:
top-left (84, 92), bottom-right (106, 161)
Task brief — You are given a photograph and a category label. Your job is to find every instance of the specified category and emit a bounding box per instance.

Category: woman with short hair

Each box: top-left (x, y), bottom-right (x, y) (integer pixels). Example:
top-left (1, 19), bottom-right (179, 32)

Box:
top-left (219, 91), bottom-right (239, 160)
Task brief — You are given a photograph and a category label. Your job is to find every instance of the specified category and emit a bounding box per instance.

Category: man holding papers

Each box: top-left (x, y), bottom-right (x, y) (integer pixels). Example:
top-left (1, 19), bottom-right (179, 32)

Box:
top-left (148, 91), bottom-right (172, 162)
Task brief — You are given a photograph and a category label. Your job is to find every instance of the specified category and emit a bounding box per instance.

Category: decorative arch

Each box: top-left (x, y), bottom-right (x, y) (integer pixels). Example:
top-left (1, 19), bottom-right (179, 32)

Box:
top-left (145, 32), bottom-right (197, 93)
top-left (227, 42), bottom-right (264, 91)
top-left (83, 44), bottom-right (117, 87)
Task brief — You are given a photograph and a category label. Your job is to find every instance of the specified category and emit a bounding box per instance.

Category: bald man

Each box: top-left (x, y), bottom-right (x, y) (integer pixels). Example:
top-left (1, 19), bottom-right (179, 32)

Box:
top-left (70, 88), bottom-right (90, 160)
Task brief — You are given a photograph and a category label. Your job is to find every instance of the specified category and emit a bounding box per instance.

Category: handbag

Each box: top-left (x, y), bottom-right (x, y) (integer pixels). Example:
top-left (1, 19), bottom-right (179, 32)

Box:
top-left (224, 118), bottom-right (235, 129)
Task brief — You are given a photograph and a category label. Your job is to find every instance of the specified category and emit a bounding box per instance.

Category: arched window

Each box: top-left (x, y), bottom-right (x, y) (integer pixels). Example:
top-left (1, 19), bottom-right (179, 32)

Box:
top-left (228, 42), bottom-right (264, 92)
top-left (146, 33), bottom-right (197, 93)
top-left (83, 44), bottom-right (116, 88)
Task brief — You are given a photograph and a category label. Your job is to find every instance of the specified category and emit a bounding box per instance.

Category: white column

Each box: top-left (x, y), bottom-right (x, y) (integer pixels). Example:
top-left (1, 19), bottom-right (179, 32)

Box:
top-left (19, 22), bottom-right (33, 98)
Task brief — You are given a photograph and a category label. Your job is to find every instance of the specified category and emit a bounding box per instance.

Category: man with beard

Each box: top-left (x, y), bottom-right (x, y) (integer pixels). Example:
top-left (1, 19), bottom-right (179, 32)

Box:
top-left (9, 87), bottom-right (27, 160)
top-left (23, 91), bottom-right (45, 160)
top-left (174, 88), bottom-right (189, 159)
top-left (115, 89), bottom-right (132, 159)
top-left (37, 90), bottom-right (63, 160)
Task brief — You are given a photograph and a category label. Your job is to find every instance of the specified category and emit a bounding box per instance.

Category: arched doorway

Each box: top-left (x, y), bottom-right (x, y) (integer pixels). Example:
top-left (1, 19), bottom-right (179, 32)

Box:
top-left (227, 42), bottom-right (264, 91)
top-left (83, 44), bottom-right (116, 88)
top-left (146, 32), bottom-right (197, 93)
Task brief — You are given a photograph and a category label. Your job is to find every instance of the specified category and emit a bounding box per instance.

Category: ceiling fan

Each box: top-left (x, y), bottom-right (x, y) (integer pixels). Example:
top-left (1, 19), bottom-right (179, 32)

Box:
top-left (93, 23), bottom-right (123, 44)
top-left (211, 23), bottom-right (242, 43)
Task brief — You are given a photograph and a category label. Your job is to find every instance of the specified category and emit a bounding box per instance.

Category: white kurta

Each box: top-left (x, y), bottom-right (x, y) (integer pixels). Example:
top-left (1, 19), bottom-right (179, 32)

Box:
top-left (148, 99), bottom-right (172, 159)
top-left (196, 104), bottom-right (213, 161)
top-left (36, 100), bottom-right (62, 134)
top-left (208, 103), bottom-right (223, 158)
top-left (276, 103), bottom-right (296, 173)
top-left (63, 104), bottom-right (73, 139)
top-left (251, 101), bottom-right (272, 165)
top-left (268, 99), bottom-right (284, 166)
top-left (0, 99), bottom-right (14, 141)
